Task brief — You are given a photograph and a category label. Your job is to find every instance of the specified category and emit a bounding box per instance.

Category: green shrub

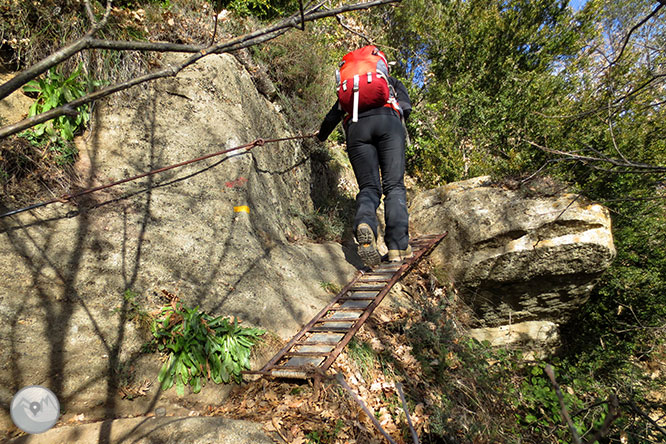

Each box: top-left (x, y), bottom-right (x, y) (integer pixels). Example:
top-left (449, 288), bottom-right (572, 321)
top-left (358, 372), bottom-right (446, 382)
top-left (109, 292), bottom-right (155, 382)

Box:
top-left (253, 29), bottom-right (339, 134)
top-left (219, 0), bottom-right (296, 20)
top-left (150, 300), bottom-right (264, 395)
top-left (23, 65), bottom-right (97, 142)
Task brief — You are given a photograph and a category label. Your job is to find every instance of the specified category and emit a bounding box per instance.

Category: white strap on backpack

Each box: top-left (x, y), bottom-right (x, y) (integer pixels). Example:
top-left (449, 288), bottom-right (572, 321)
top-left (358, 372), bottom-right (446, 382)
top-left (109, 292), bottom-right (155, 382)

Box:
top-left (352, 74), bottom-right (360, 122)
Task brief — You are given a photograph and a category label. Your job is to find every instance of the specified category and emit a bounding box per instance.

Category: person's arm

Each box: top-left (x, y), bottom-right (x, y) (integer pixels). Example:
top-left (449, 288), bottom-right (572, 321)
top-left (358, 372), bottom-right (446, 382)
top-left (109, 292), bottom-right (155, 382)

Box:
top-left (317, 101), bottom-right (345, 141)
top-left (390, 77), bottom-right (412, 121)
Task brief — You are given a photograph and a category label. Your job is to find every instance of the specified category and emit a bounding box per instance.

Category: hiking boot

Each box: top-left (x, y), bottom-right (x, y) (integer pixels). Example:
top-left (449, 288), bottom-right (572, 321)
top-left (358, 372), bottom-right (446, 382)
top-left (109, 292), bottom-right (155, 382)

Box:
top-left (356, 223), bottom-right (381, 267)
top-left (387, 245), bottom-right (413, 262)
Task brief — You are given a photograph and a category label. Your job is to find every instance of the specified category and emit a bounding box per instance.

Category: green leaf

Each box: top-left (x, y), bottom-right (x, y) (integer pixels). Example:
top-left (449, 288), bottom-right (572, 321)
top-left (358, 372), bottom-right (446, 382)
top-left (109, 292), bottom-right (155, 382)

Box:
top-left (175, 374), bottom-right (185, 396)
top-left (60, 121), bottom-right (74, 140)
top-left (23, 85), bottom-right (42, 94)
top-left (191, 376), bottom-right (202, 393)
top-left (158, 355), bottom-right (172, 383)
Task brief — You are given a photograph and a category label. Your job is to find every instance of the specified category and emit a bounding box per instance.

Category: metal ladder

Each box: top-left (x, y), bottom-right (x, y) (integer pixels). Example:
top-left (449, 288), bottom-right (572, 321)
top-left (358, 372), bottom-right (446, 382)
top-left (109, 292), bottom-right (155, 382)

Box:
top-left (244, 233), bottom-right (447, 379)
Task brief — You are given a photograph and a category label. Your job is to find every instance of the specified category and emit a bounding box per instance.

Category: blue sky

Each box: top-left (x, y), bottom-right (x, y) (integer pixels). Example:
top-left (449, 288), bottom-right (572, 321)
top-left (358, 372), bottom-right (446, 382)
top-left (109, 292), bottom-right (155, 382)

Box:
top-left (569, 0), bottom-right (588, 11)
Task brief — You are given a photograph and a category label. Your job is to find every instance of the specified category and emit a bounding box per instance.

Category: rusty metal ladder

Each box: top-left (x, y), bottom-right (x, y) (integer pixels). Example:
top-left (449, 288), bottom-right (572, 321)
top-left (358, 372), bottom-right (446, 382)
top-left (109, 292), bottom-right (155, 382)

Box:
top-left (244, 233), bottom-right (447, 380)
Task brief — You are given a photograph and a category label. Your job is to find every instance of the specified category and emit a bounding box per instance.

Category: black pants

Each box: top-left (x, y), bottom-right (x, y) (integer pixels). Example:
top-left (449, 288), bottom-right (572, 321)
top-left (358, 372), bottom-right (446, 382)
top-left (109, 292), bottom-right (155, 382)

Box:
top-left (346, 112), bottom-right (409, 251)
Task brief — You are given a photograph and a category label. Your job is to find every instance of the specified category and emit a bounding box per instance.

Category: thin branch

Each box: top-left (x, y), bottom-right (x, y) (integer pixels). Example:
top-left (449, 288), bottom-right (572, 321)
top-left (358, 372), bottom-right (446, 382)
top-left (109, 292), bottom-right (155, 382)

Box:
top-left (335, 15), bottom-right (375, 45)
top-left (88, 0), bottom-right (113, 35)
top-left (84, 0), bottom-right (96, 24)
top-left (545, 365), bottom-right (583, 444)
top-left (534, 72), bottom-right (666, 121)
top-left (607, 3), bottom-right (663, 68)
top-left (297, 0), bottom-right (306, 31)
top-left (525, 140), bottom-right (666, 173)
top-left (0, 0), bottom-right (398, 101)
top-left (519, 159), bottom-right (564, 184)
top-left (582, 395), bottom-right (620, 444)
top-left (396, 383), bottom-right (420, 444)
top-left (612, 73), bottom-right (666, 106)
top-left (625, 400), bottom-right (666, 439)
top-left (336, 373), bottom-right (398, 444)
top-left (0, 0), bottom-right (401, 139)
top-left (607, 99), bottom-right (629, 163)
top-left (0, 0), bottom-right (113, 101)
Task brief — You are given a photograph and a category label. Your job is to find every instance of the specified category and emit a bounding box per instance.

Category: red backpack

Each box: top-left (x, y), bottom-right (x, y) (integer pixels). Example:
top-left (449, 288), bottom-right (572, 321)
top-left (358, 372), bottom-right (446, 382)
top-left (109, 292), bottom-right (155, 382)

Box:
top-left (336, 46), bottom-right (401, 122)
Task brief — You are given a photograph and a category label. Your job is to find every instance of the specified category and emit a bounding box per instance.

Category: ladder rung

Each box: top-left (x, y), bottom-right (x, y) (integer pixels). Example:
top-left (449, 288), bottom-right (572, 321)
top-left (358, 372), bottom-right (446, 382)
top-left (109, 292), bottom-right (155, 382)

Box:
top-left (285, 351), bottom-right (331, 357)
top-left (297, 341), bottom-right (340, 346)
top-left (317, 317), bottom-right (362, 322)
top-left (311, 326), bottom-right (350, 332)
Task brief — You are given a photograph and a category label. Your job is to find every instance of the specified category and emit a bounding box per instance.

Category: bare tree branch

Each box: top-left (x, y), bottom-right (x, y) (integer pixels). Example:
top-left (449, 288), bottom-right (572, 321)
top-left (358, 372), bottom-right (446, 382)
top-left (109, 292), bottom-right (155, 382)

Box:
top-left (534, 71), bottom-right (666, 121)
top-left (545, 365), bottom-right (583, 444)
top-left (607, 99), bottom-right (629, 163)
top-left (84, 0), bottom-right (96, 24)
top-left (525, 140), bottom-right (666, 173)
top-left (335, 373), bottom-right (398, 444)
top-left (607, 3), bottom-right (664, 67)
top-left (0, 0), bottom-right (114, 101)
top-left (396, 382), bottom-right (420, 444)
top-left (582, 395), bottom-right (620, 444)
top-left (335, 14), bottom-right (375, 45)
top-left (625, 399), bottom-right (666, 439)
top-left (0, 0), bottom-right (401, 139)
top-left (612, 73), bottom-right (666, 107)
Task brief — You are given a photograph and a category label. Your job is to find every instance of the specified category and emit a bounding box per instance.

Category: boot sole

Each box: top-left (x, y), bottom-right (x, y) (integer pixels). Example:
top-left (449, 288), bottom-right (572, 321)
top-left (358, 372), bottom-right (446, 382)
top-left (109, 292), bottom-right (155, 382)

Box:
top-left (357, 225), bottom-right (381, 267)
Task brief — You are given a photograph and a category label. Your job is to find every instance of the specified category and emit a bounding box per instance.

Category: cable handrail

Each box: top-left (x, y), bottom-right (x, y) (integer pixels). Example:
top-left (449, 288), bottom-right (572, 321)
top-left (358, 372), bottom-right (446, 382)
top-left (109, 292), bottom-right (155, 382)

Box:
top-left (0, 133), bottom-right (317, 219)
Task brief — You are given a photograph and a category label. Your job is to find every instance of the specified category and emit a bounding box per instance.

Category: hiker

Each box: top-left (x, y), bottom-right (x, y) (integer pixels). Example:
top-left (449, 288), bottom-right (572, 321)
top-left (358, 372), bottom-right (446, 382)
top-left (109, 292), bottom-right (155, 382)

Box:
top-left (316, 46), bottom-right (412, 267)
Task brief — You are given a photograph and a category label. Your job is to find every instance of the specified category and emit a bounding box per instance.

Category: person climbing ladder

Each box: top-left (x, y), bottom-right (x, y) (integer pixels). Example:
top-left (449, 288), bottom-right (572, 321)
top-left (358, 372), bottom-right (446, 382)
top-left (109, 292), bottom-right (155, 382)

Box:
top-left (316, 45), bottom-right (413, 267)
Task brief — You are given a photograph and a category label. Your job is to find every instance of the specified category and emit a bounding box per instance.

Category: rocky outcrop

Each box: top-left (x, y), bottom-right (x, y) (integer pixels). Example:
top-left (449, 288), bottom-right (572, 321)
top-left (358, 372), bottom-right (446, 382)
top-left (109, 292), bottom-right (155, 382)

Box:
top-left (468, 321), bottom-right (560, 359)
top-left (0, 53), bottom-right (358, 435)
top-left (410, 176), bottom-right (616, 327)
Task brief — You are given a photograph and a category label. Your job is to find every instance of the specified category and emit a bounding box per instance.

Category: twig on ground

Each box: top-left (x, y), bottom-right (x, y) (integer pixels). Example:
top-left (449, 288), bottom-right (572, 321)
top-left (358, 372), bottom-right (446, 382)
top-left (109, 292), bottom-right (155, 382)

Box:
top-left (335, 373), bottom-right (398, 444)
top-left (396, 382), bottom-right (420, 444)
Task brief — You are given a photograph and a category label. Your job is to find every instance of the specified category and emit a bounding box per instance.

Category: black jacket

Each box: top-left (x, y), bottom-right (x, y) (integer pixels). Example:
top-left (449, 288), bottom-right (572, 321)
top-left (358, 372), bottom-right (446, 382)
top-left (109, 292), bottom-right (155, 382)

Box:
top-left (317, 76), bottom-right (412, 142)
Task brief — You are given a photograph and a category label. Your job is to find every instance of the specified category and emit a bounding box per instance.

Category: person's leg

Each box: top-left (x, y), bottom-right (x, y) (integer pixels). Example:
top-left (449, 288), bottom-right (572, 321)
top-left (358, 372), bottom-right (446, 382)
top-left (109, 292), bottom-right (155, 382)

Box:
top-left (373, 114), bottom-right (409, 252)
top-left (346, 121), bottom-right (381, 236)
top-left (346, 120), bottom-right (382, 266)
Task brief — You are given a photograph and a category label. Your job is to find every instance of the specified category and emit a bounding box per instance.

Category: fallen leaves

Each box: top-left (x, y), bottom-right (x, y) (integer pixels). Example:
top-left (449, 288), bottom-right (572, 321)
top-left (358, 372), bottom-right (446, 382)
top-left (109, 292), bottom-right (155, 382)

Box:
top-left (204, 262), bottom-right (444, 444)
top-left (119, 379), bottom-right (152, 400)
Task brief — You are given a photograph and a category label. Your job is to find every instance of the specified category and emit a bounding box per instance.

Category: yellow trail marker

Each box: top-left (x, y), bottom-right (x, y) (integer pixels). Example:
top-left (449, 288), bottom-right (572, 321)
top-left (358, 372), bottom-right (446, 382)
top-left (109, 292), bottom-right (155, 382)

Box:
top-left (234, 205), bottom-right (250, 213)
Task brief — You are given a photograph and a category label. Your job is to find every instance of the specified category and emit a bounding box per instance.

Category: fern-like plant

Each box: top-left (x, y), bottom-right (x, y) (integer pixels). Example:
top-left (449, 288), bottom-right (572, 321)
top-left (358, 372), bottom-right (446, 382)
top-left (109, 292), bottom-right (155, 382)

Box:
top-left (150, 300), bottom-right (264, 395)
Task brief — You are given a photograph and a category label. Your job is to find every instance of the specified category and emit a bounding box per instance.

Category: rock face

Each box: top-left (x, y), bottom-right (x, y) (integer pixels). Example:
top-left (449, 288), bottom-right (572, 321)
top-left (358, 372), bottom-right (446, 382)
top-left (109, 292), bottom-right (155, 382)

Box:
top-left (7, 416), bottom-right (275, 444)
top-left (410, 176), bottom-right (616, 327)
top-left (0, 73), bottom-right (32, 125)
top-left (0, 53), bottom-right (358, 434)
top-left (468, 321), bottom-right (560, 358)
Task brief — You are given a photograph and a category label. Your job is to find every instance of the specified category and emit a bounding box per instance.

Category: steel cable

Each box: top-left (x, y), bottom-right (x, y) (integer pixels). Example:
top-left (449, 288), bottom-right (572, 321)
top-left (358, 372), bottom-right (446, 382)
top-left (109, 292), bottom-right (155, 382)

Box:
top-left (0, 133), bottom-right (316, 219)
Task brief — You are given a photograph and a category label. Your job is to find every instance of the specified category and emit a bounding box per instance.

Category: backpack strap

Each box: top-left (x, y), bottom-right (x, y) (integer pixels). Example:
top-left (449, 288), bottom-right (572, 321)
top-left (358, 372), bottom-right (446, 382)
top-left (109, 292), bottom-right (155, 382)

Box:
top-left (352, 75), bottom-right (360, 122)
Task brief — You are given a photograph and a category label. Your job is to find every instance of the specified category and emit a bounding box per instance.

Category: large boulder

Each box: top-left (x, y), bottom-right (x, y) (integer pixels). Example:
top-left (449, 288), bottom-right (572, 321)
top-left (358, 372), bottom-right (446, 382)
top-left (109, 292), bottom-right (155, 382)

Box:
top-left (410, 176), bottom-right (616, 327)
top-left (0, 53), bottom-right (358, 434)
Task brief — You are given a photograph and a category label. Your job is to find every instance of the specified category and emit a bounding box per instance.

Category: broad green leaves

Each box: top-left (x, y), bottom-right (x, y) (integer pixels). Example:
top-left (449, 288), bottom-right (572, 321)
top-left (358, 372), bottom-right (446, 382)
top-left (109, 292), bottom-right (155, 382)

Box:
top-left (150, 301), bottom-right (264, 395)
top-left (23, 65), bottom-right (99, 143)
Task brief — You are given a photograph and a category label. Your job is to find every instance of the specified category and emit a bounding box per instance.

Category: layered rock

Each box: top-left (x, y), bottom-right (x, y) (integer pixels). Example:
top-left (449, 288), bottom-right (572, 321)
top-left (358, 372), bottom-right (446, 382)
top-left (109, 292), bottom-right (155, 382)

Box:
top-left (410, 176), bottom-right (616, 327)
